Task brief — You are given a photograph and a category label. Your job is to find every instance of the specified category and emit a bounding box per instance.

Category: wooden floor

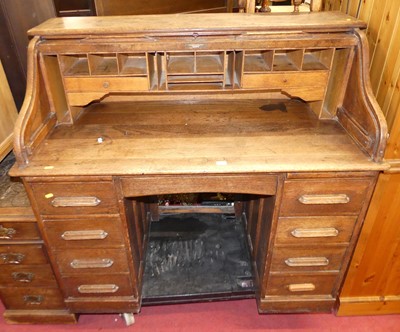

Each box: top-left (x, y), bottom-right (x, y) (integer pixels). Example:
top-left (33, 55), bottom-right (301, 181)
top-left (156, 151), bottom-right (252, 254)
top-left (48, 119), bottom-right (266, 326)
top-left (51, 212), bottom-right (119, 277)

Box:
top-left (16, 99), bottom-right (385, 176)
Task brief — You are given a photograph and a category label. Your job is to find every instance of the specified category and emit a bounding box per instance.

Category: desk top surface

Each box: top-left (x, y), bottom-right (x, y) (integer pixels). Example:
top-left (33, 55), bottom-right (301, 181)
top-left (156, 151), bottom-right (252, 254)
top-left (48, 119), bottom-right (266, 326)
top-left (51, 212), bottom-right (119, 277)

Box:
top-left (11, 99), bottom-right (387, 177)
top-left (28, 12), bottom-right (366, 38)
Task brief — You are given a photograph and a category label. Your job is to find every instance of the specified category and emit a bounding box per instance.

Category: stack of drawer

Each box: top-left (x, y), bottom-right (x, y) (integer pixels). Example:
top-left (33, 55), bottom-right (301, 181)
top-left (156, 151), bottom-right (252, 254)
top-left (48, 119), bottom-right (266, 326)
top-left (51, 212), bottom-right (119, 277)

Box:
top-left (260, 174), bottom-right (376, 312)
top-left (0, 207), bottom-right (75, 323)
top-left (27, 179), bottom-right (140, 313)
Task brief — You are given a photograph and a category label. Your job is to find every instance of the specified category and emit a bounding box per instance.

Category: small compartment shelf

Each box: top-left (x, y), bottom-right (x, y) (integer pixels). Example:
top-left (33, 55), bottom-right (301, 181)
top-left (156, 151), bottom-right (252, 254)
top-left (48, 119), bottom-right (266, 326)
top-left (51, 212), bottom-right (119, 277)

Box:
top-left (118, 53), bottom-right (148, 76)
top-left (166, 51), bottom-right (225, 90)
top-left (88, 53), bottom-right (118, 75)
top-left (59, 54), bottom-right (90, 76)
top-left (272, 49), bottom-right (304, 72)
top-left (244, 50), bottom-right (273, 72)
top-left (302, 48), bottom-right (334, 71)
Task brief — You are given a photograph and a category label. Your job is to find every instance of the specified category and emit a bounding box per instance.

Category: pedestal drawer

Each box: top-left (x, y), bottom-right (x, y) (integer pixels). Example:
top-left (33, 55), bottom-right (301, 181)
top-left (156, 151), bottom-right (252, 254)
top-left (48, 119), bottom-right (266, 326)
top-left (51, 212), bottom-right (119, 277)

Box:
top-left (265, 273), bottom-right (339, 296)
top-left (275, 216), bottom-right (357, 245)
top-left (43, 217), bottom-right (125, 249)
top-left (29, 181), bottom-right (119, 216)
top-left (0, 265), bottom-right (57, 287)
top-left (0, 287), bottom-right (65, 309)
top-left (270, 246), bottom-right (347, 272)
top-left (54, 248), bottom-right (130, 275)
top-left (0, 222), bottom-right (40, 241)
top-left (280, 178), bottom-right (373, 216)
top-left (0, 245), bottom-right (48, 265)
top-left (62, 274), bottom-right (135, 298)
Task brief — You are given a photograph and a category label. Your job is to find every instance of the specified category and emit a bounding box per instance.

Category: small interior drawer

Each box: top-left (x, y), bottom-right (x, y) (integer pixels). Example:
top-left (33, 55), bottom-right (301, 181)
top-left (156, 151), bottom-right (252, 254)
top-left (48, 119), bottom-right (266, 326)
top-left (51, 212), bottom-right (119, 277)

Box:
top-left (63, 77), bottom-right (148, 92)
top-left (61, 273), bottom-right (135, 298)
top-left (270, 246), bottom-right (347, 272)
top-left (279, 178), bottom-right (374, 216)
top-left (265, 273), bottom-right (338, 296)
top-left (43, 216), bottom-right (125, 249)
top-left (54, 248), bottom-right (130, 275)
top-left (29, 181), bottom-right (119, 216)
top-left (0, 222), bottom-right (41, 241)
top-left (0, 287), bottom-right (65, 309)
top-left (275, 216), bottom-right (357, 245)
top-left (0, 245), bottom-right (48, 265)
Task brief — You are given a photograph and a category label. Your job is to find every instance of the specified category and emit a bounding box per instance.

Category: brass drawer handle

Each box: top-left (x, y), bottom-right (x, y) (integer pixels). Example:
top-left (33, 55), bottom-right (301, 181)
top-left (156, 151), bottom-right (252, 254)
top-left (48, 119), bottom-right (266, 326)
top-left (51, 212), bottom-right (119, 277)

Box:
top-left (12, 272), bottom-right (35, 283)
top-left (291, 227), bottom-right (339, 238)
top-left (0, 253), bottom-right (25, 265)
top-left (62, 230), bottom-right (108, 241)
top-left (285, 257), bottom-right (329, 267)
top-left (288, 283), bottom-right (316, 292)
top-left (77, 284), bottom-right (119, 294)
top-left (51, 196), bottom-right (101, 207)
top-left (23, 295), bottom-right (44, 305)
top-left (298, 194), bottom-right (350, 205)
top-left (70, 258), bottom-right (114, 269)
top-left (0, 225), bottom-right (17, 239)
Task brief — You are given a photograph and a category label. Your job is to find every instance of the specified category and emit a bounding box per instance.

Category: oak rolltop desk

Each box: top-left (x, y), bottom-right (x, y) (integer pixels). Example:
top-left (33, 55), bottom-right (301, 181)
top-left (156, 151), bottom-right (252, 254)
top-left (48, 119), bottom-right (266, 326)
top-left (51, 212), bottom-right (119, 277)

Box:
top-left (6, 11), bottom-right (388, 324)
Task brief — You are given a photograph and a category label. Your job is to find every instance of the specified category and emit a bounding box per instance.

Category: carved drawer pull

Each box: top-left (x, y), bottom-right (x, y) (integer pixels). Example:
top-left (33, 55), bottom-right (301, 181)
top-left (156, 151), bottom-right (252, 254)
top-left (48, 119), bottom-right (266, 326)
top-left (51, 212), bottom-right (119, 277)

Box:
top-left (70, 258), bottom-right (114, 269)
top-left (51, 196), bottom-right (101, 207)
top-left (288, 283), bottom-right (316, 292)
top-left (77, 284), bottom-right (119, 294)
top-left (23, 295), bottom-right (44, 305)
top-left (12, 272), bottom-right (35, 283)
top-left (62, 230), bottom-right (108, 241)
top-left (0, 225), bottom-right (17, 239)
top-left (298, 194), bottom-right (350, 205)
top-left (291, 227), bottom-right (339, 238)
top-left (285, 257), bottom-right (329, 267)
top-left (0, 253), bottom-right (25, 265)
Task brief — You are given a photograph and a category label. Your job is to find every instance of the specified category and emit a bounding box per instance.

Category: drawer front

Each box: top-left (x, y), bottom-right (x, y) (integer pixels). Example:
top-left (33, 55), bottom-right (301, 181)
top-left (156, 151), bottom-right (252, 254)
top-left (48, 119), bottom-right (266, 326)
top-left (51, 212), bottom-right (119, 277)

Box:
top-left (54, 248), bottom-right (130, 275)
top-left (43, 217), bottom-right (125, 249)
top-left (0, 287), bottom-right (65, 309)
top-left (0, 222), bottom-right (40, 241)
top-left (0, 265), bottom-right (57, 287)
top-left (0, 245), bottom-right (48, 265)
top-left (270, 246), bottom-right (347, 272)
top-left (280, 178), bottom-right (373, 216)
top-left (64, 77), bottom-right (148, 93)
top-left (30, 181), bottom-right (119, 215)
top-left (62, 274), bottom-right (135, 298)
top-left (275, 216), bottom-right (357, 245)
top-left (265, 274), bottom-right (338, 296)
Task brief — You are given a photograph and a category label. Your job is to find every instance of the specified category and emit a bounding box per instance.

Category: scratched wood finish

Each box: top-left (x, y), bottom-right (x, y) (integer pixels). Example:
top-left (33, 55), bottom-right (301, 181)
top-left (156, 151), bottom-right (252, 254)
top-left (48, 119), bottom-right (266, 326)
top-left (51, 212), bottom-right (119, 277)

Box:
top-left (13, 99), bottom-right (384, 177)
top-left (321, 0), bottom-right (400, 315)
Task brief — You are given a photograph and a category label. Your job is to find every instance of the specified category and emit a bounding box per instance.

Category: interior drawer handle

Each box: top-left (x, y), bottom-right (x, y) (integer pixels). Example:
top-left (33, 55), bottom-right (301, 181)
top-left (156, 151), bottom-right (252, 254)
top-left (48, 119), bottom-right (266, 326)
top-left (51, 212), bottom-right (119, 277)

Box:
top-left (0, 225), bottom-right (17, 239)
top-left (77, 284), bottom-right (119, 294)
top-left (12, 272), bottom-right (35, 283)
top-left (291, 227), bottom-right (339, 238)
top-left (70, 258), bottom-right (114, 269)
top-left (285, 257), bottom-right (329, 267)
top-left (0, 253), bottom-right (25, 265)
top-left (23, 295), bottom-right (44, 305)
top-left (298, 194), bottom-right (350, 205)
top-left (288, 283), bottom-right (316, 292)
top-left (51, 196), bottom-right (101, 207)
top-left (62, 230), bottom-right (108, 241)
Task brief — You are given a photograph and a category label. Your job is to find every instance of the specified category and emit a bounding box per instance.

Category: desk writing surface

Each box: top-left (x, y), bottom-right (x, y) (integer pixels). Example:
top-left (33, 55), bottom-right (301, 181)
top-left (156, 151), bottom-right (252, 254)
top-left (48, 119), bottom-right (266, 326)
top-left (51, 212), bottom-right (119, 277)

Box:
top-left (14, 99), bottom-right (386, 177)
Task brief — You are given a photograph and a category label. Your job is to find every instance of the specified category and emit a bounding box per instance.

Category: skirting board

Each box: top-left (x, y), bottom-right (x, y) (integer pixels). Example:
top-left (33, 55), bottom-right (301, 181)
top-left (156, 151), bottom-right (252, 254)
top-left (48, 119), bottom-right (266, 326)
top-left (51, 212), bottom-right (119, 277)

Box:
top-left (337, 296), bottom-right (400, 316)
